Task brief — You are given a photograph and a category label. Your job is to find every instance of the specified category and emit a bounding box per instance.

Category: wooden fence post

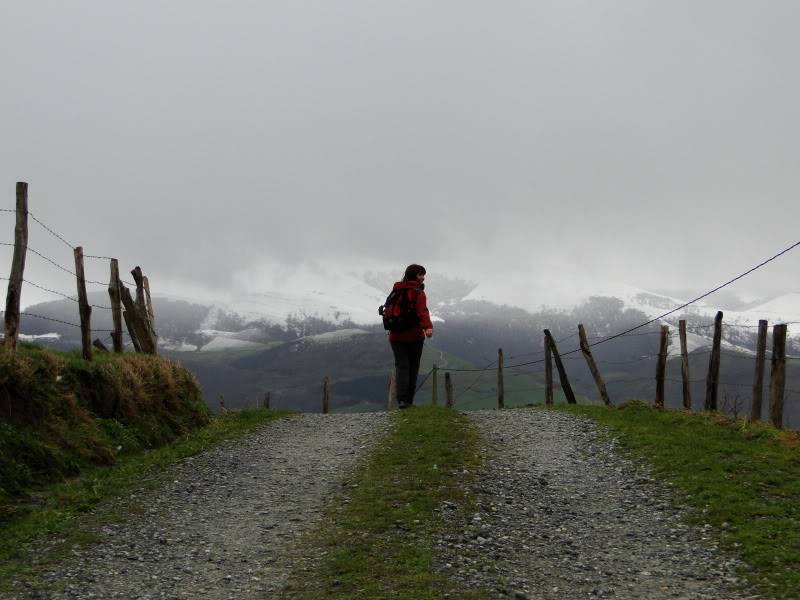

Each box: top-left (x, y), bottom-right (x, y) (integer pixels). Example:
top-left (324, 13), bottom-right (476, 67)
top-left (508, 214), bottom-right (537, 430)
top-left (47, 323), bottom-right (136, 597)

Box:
top-left (108, 259), bottom-right (123, 353)
top-left (769, 323), bottom-right (787, 429)
top-left (4, 182), bottom-right (28, 351)
top-left (142, 275), bottom-right (154, 324)
top-left (73, 246), bottom-right (93, 361)
top-left (751, 319), bottom-right (768, 421)
top-left (131, 267), bottom-right (157, 350)
top-left (263, 391), bottom-right (271, 409)
top-left (497, 348), bottom-right (505, 409)
top-left (323, 376), bottom-right (331, 414)
top-left (387, 369), bottom-right (397, 410)
top-left (544, 329), bottom-right (576, 404)
top-left (123, 308), bottom-right (141, 352)
top-left (219, 394), bottom-right (226, 414)
top-left (679, 320), bottom-right (692, 410)
top-left (704, 311), bottom-right (723, 411)
top-left (545, 335), bottom-right (553, 406)
top-left (578, 324), bottom-right (611, 406)
top-left (655, 325), bottom-right (669, 408)
top-left (431, 364), bottom-right (439, 406)
top-left (120, 284), bottom-right (156, 354)
top-left (445, 372), bottom-right (454, 408)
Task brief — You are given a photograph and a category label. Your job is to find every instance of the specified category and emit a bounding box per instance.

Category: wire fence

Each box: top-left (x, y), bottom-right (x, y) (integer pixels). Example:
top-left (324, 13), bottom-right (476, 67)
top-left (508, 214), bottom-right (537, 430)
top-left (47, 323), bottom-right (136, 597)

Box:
top-left (2, 190), bottom-right (799, 422)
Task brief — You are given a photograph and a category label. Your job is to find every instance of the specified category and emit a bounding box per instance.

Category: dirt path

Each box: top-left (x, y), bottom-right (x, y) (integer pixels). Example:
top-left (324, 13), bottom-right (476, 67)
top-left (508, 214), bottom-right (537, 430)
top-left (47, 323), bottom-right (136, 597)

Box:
top-left (7, 413), bottom-right (389, 600)
top-left (437, 409), bottom-right (756, 600)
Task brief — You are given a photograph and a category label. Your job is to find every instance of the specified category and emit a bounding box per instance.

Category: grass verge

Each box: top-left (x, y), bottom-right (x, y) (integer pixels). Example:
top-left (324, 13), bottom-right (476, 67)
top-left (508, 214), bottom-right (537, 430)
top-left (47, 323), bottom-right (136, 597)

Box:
top-left (554, 401), bottom-right (800, 599)
top-left (284, 406), bottom-right (490, 600)
top-left (0, 407), bottom-right (290, 589)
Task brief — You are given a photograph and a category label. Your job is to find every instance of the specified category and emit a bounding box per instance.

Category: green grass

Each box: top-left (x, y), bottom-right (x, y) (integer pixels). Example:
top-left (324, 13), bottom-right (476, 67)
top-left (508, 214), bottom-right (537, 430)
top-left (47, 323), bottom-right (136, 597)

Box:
top-left (0, 407), bottom-right (291, 589)
top-left (554, 401), bottom-right (800, 599)
top-left (284, 406), bottom-right (491, 600)
top-left (0, 343), bottom-right (211, 505)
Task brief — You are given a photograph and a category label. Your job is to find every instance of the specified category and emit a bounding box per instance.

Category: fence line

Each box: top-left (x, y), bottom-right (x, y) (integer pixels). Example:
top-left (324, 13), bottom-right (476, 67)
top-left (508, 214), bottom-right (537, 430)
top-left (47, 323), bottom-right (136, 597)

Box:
top-left (1, 182), bottom-right (155, 358)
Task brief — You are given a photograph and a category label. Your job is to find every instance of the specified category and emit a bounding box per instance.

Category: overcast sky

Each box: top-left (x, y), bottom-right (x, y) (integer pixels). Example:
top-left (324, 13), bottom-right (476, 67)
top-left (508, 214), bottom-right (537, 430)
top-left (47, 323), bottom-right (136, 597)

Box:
top-left (1, 1), bottom-right (798, 308)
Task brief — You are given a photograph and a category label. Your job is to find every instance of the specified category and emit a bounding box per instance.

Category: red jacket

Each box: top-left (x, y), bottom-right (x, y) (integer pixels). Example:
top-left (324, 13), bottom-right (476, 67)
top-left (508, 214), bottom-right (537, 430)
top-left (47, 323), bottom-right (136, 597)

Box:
top-left (388, 281), bottom-right (433, 343)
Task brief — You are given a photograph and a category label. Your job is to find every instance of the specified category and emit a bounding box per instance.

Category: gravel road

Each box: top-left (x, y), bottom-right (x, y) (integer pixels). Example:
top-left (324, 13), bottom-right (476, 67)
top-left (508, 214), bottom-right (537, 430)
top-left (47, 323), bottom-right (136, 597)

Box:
top-left (437, 409), bottom-right (757, 600)
top-left (7, 412), bottom-right (389, 600)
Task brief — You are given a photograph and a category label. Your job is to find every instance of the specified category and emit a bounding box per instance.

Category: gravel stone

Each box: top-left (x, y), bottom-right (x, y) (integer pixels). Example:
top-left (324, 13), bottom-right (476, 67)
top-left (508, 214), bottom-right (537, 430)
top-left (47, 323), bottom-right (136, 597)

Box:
top-left (6, 412), bottom-right (388, 600)
top-left (436, 409), bottom-right (758, 599)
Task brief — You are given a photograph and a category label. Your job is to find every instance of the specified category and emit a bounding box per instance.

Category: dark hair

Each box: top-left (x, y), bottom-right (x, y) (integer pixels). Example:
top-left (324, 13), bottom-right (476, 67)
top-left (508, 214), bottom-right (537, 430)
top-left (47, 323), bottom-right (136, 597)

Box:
top-left (403, 264), bottom-right (426, 281)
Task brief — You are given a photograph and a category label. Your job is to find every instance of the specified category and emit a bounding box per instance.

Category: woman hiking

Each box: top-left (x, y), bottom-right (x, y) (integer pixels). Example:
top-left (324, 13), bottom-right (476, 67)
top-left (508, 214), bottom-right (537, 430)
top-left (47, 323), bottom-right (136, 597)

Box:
top-left (387, 264), bottom-right (433, 408)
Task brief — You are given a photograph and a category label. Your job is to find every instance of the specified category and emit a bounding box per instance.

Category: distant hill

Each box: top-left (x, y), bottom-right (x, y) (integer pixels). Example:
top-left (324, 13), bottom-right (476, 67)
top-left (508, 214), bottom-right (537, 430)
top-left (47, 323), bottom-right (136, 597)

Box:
top-left (9, 278), bottom-right (799, 427)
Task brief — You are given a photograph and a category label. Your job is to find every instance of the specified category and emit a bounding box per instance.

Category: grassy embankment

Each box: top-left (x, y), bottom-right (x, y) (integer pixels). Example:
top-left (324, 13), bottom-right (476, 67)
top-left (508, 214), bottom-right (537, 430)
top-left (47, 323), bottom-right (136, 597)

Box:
top-left (285, 406), bottom-right (491, 600)
top-left (0, 343), bottom-right (288, 586)
top-left (556, 401), bottom-right (800, 599)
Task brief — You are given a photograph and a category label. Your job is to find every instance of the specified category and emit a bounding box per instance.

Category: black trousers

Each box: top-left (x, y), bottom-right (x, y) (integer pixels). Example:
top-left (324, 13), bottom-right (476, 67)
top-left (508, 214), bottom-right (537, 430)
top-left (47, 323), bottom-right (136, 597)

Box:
top-left (390, 340), bottom-right (425, 406)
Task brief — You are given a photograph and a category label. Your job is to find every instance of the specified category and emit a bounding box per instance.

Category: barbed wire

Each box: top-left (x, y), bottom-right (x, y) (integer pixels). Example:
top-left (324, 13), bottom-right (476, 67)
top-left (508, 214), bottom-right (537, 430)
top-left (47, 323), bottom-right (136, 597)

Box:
top-left (0, 276), bottom-right (113, 310)
top-left (0, 310), bottom-right (115, 332)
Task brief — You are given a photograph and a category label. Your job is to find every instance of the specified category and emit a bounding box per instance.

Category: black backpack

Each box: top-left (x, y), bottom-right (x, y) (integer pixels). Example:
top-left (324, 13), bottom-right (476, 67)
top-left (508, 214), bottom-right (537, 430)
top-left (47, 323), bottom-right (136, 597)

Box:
top-left (378, 287), bottom-right (420, 332)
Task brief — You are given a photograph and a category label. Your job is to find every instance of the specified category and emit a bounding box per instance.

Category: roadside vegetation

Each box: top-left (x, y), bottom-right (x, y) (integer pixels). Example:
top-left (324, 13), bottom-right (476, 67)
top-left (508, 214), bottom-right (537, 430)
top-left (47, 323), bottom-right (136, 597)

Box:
top-left (0, 343), bottom-right (289, 586)
top-left (285, 406), bottom-right (491, 600)
top-left (555, 401), bottom-right (800, 599)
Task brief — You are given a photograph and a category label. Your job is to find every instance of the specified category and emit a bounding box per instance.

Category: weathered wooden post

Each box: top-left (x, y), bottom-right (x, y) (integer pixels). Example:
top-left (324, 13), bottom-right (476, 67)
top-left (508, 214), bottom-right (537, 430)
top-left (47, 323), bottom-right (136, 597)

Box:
top-left (751, 319), bottom-right (768, 421)
top-left (323, 376), bottom-right (331, 414)
top-left (4, 182), bottom-right (28, 351)
top-left (655, 325), bottom-right (669, 408)
top-left (544, 335), bottom-right (553, 406)
top-left (143, 275), bottom-right (154, 324)
top-left (131, 267), bottom-right (157, 350)
top-left (497, 348), bottom-right (505, 409)
top-left (769, 323), bottom-right (787, 429)
top-left (678, 320), bottom-right (692, 410)
top-left (704, 311), bottom-right (723, 411)
top-left (122, 308), bottom-right (141, 352)
top-left (73, 246), bottom-right (93, 361)
top-left (132, 266), bottom-right (147, 313)
top-left (445, 372), bottom-right (454, 408)
top-left (544, 329), bottom-right (576, 404)
top-left (218, 394), bottom-right (226, 413)
top-left (108, 259), bottom-right (124, 353)
top-left (120, 284), bottom-right (156, 354)
top-left (578, 324), bottom-right (611, 406)
top-left (431, 364), bottom-right (439, 406)
top-left (387, 369), bottom-right (397, 410)
top-left (263, 391), bottom-right (271, 409)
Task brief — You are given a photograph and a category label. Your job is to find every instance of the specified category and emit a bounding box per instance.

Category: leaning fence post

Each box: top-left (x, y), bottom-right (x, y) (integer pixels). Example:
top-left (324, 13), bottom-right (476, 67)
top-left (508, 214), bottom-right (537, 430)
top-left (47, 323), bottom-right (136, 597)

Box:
top-left (655, 325), bottom-right (669, 408)
top-left (120, 283), bottom-right (155, 354)
top-left (108, 259), bottom-right (124, 353)
top-left (497, 348), bottom-right (505, 409)
top-left (679, 320), bottom-right (692, 410)
top-left (445, 372), bottom-right (454, 408)
top-left (751, 319), bottom-right (768, 421)
top-left (73, 246), bottom-right (93, 361)
top-left (131, 267), bottom-right (157, 352)
top-left (544, 335), bottom-right (553, 405)
top-left (769, 323), bottom-right (787, 429)
top-left (544, 329), bottom-right (576, 404)
top-left (578, 324), bottom-right (611, 405)
top-left (323, 375), bottom-right (331, 414)
top-left (704, 311), bottom-right (723, 411)
top-left (431, 364), bottom-right (439, 406)
top-left (4, 182), bottom-right (28, 351)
